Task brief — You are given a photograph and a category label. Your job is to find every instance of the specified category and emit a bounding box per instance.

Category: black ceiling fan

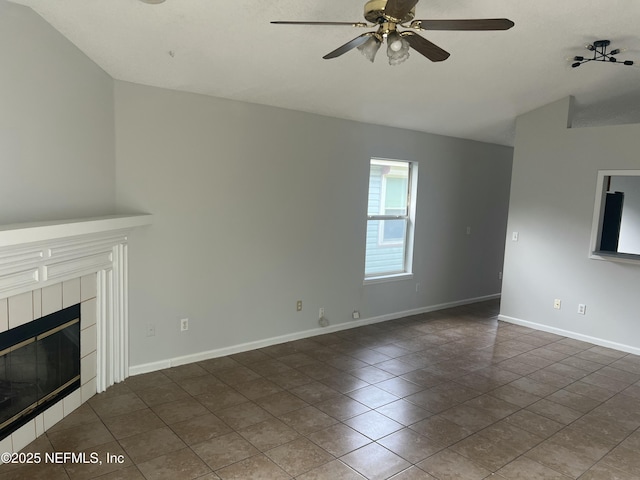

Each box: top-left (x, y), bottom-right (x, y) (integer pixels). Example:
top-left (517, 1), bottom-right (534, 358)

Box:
top-left (272, 0), bottom-right (514, 65)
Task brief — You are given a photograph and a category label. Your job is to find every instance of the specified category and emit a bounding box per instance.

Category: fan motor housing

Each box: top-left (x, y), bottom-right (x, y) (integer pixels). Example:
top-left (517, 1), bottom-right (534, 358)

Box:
top-left (364, 0), bottom-right (415, 23)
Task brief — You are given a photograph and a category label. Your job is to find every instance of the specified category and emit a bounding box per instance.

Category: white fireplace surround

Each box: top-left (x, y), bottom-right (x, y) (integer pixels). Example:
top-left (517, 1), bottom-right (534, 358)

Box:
top-left (0, 214), bottom-right (152, 452)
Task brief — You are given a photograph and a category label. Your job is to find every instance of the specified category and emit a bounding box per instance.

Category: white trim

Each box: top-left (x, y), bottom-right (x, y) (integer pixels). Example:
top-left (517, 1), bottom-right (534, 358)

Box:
top-left (589, 170), bottom-right (607, 256)
top-left (589, 251), bottom-right (640, 265)
top-left (364, 272), bottom-right (414, 285)
top-left (129, 293), bottom-right (500, 376)
top-left (498, 314), bottom-right (640, 356)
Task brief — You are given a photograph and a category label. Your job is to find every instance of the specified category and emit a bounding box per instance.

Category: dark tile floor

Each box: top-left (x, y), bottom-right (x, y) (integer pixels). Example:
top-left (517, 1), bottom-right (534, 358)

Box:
top-left (2, 299), bottom-right (640, 479)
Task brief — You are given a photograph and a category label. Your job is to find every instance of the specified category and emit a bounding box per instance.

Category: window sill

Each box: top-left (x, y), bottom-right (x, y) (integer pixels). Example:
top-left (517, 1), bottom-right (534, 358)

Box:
top-left (590, 251), bottom-right (640, 266)
top-left (363, 273), bottom-right (413, 285)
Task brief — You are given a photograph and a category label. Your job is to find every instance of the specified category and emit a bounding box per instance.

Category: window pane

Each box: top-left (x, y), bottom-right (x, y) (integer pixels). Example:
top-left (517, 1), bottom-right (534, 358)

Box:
top-left (365, 219), bottom-right (406, 276)
top-left (382, 218), bottom-right (406, 243)
top-left (384, 177), bottom-right (408, 214)
top-left (367, 160), bottom-right (409, 216)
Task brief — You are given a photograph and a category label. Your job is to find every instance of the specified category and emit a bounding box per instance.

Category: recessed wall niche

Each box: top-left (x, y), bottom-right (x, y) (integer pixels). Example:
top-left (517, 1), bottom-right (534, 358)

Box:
top-left (590, 170), bottom-right (640, 263)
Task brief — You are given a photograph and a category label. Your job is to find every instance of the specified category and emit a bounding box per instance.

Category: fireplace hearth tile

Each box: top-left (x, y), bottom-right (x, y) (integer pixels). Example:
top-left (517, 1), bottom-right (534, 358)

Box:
top-left (81, 298), bottom-right (97, 329)
top-left (63, 389), bottom-right (83, 417)
top-left (0, 435), bottom-right (11, 460)
top-left (43, 400), bottom-right (65, 432)
top-left (82, 378), bottom-right (98, 403)
top-left (7, 291), bottom-right (33, 329)
top-left (81, 324), bottom-right (98, 358)
top-left (42, 283), bottom-right (62, 317)
top-left (10, 420), bottom-right (36, 453)
top-left (80, 274), bottom-right (97, 302)
top-left (82, 351), bottom-right (98, 384)
top-left (63, 278), bottom-right (81, 308)
top-left (35, 414), bottom-right (45, 437)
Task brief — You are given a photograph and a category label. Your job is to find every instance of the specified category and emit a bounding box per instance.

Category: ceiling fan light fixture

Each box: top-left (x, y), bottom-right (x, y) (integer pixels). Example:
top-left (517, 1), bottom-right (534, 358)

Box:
top-left (386, 31), bottom-right (410, 65)
top-left (272, 3), bottom-right (514, 66)
top-left (357, 35), bottom-right (382, 63)
top-left (138, 0), bottom-right (166, 4)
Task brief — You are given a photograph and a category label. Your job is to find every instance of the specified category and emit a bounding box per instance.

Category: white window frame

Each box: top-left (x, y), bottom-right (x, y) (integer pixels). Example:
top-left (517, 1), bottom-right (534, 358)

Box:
top-left (364, 158), bottom-right (418, 283)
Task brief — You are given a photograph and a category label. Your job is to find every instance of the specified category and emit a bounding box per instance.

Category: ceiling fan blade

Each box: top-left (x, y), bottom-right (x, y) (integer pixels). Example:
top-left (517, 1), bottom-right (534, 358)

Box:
top-left (411, 18), bottom-right (515, 31)
top-left (402, 32), bottom-right (450, 62)
top-left (271, 21), bottom-right (369, 27)
top-left (323, 33), bottom-right (376, 59)
top-left (384, 0), bottom-right (420, 21)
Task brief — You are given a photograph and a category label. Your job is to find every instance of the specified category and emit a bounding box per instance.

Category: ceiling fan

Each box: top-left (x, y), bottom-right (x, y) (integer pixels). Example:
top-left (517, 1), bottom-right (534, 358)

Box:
top-left (272, 0), bottom-right (514, 65)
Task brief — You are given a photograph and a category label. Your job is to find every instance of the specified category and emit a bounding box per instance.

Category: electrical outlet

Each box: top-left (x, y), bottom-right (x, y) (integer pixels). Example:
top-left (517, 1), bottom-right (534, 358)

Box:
top-left (554, 299), bottom-right (561, 310)
top-left (415, 282), bottom-right (420, 293)
top-left (578, 304), bottom-right (586, 315)
top-left (319, 307), bottom-right (324, 319)
top-left (512, 231), bottom-right (519, 242)
top-left (296, 300), bottom-right (302, 311)
top-left (180, 318), bottom-right (189, 331)
top-left (352, 310), bottom-right (360, 319)
top-left (498, 272), bottom-right (503, 280)
top-left (146, 323), bottom-right (155, 337)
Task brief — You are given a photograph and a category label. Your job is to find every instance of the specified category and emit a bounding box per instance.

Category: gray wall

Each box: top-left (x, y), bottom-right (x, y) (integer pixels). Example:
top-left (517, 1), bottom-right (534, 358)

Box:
top-left (115, 81), bottom-right (513, 369)
top-left (0, 1), bottom-right (115, 224)
top-left (1, 1), bottom-right (514, 370)
top-left (501, 97), bottom-right (640, 352)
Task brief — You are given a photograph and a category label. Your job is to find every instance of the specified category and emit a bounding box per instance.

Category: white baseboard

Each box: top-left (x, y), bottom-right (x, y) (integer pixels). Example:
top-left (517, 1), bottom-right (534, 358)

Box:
top-left (129, 293), bottom-right (500, 377)
top-left (498, 314), bottom-right (640, 356)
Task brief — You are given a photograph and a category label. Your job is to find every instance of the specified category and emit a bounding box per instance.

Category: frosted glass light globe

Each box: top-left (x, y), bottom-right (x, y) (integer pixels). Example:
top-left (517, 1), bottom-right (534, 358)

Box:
top-left (389, 39), bottom-right (403, 52)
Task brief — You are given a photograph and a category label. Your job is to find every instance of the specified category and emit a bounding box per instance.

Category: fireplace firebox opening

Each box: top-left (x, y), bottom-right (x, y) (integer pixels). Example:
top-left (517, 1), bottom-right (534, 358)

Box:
top-left (0, 304), bottom-right (81, 440)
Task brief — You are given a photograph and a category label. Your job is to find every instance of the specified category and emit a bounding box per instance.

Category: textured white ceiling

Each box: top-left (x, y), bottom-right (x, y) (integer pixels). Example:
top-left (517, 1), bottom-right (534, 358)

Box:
top-left (9, 0), bottom-right (640, 145)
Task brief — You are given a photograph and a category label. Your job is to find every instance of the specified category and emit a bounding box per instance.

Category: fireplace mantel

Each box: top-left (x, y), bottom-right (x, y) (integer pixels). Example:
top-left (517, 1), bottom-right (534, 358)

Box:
top-left (0, 214), bottom-right (152, 389)
top-left (0, 215), bottom-right (151, 298)
top-left (0, 214), bottom-right (152, 248)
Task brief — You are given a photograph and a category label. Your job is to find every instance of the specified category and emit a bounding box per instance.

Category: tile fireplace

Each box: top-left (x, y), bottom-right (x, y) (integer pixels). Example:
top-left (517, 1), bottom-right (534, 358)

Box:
top-left (0, 215), bottom-right (151, 454)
